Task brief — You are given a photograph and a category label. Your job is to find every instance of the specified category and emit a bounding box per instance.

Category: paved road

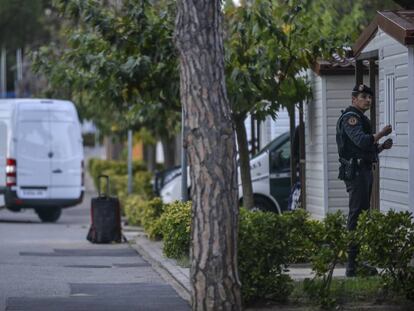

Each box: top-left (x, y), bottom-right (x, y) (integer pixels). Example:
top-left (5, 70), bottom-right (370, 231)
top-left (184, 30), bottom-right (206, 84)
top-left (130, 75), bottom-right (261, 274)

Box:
top-left (0, 152), bottom-right (190, 311)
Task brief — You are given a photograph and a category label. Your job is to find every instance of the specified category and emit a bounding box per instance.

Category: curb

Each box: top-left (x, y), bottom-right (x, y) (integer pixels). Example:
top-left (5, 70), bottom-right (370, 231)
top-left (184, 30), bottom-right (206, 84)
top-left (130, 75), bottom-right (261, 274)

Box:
top-left (123, 226), bottom-right (191, 304)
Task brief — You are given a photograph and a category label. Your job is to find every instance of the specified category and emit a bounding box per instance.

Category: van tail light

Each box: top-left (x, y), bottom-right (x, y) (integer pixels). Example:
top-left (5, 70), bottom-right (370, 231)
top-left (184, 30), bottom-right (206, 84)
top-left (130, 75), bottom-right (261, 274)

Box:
top-left (6, 158), bottom-right (16, 187)
top-left (81, 160), bottom-right (84, 186)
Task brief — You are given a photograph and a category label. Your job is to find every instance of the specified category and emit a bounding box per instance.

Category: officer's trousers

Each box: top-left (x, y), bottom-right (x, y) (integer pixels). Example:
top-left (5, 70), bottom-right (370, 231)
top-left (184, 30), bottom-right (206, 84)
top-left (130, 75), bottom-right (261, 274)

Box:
top-left (345, 167), bottom-right (373, 271)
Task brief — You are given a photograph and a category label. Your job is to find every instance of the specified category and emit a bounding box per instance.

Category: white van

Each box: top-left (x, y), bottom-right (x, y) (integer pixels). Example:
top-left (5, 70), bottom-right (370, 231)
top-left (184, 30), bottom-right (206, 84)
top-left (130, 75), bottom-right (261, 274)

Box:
top-left (0, 99), bottom-right (84, 222)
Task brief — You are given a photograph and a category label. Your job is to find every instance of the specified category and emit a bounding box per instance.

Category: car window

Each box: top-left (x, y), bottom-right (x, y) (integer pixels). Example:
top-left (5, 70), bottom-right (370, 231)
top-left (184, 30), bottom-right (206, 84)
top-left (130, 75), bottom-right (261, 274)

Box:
top-left (270, 139), bottom-right (290, 172)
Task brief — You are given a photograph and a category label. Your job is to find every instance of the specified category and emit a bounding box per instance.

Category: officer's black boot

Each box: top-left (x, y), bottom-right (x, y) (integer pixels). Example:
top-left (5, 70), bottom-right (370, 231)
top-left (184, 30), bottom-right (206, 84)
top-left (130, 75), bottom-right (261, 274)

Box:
top-left (346, 247), bottom-right (357, 277)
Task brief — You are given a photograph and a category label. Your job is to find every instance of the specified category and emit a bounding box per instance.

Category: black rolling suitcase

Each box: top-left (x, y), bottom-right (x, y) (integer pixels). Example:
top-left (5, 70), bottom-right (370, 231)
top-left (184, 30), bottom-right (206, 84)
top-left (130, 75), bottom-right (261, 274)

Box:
top-left (87, 175), bottom-right (122, 243)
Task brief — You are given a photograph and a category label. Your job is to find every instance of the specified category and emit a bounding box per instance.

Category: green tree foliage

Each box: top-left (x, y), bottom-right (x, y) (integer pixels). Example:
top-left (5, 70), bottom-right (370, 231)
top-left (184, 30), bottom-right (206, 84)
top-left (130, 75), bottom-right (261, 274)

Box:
top-left (306, 0), bottom-right (400, 46)
top-left (0, 0), bottom-right (53, 49)
top-left (32, 0), bottom-right (180, 138)
top-left (224, 0), bottom-right (332, 209)
top-left (32, 0), bottom-right (400, 177)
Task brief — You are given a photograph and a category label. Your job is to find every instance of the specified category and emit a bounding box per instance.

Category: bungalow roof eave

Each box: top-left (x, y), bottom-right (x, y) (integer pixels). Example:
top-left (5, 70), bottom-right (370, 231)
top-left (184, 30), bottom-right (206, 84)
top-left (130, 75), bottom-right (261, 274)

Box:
top-left (353, 11), bottom-right (414, 58)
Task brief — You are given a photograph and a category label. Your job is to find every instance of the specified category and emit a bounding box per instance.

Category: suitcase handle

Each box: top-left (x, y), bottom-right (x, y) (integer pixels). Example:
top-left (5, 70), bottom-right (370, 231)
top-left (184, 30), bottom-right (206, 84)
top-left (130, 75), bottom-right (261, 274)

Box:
top-left (98, 175), bottom-right (110, 198)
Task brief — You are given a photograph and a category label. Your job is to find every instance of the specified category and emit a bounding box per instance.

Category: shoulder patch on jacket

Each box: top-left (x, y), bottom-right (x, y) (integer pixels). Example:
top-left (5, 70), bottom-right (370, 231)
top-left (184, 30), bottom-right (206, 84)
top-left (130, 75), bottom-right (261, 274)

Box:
top-left (348, 116), bottom-right (358, 126)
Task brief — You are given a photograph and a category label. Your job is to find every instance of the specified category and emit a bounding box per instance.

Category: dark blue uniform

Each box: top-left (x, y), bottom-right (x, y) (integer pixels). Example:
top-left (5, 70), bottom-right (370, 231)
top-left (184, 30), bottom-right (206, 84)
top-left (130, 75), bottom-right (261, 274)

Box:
top-left (336, 105), bottom-right (379, 275)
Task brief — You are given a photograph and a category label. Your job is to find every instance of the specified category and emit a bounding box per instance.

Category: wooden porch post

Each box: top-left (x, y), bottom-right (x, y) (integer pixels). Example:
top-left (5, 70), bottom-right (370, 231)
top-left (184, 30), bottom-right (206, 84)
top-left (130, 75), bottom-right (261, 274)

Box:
top-left (369, 59), bottom-right (380, 210)
top-left (250, 115), bottom-right (256, 155)
top-left (299, 101), bottom-right (306, 209)
top-left (355, 59), bottom-right (364, 85)
top-left (257, 119), bottom-right (261, 151)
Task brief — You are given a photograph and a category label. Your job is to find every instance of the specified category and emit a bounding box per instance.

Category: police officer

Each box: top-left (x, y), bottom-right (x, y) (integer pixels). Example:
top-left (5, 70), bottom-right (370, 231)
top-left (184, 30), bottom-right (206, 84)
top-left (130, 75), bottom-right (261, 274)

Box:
top-left (336, 84), bottom-right (393, 277)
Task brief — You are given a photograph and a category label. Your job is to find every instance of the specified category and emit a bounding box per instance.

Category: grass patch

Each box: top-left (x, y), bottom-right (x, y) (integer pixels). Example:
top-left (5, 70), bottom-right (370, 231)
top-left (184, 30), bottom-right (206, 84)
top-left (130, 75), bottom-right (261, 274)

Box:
top-left (291, 277), bottom-right (383, 304)
top-left (175, 255), bottom-right (190, 268)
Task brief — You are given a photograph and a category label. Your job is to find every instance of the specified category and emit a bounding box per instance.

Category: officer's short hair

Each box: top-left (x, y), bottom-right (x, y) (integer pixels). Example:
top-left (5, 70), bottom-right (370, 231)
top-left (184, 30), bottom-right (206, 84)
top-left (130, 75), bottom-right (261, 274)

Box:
top-left (352, 84), bottom-right (373, 97)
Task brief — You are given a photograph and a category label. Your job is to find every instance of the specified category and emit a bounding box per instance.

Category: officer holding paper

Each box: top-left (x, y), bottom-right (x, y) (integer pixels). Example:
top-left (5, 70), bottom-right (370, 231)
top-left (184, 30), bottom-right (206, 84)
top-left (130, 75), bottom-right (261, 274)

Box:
top-left (336, 84), bottom-right (393, 277)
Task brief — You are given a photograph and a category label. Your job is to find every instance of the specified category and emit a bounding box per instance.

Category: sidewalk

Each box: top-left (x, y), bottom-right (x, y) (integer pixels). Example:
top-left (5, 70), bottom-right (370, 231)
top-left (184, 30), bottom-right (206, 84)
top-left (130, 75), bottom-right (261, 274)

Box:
top-left (124, 226), bottom-right (192, 303)
top-left (124, 225), bottom-right (347, 305)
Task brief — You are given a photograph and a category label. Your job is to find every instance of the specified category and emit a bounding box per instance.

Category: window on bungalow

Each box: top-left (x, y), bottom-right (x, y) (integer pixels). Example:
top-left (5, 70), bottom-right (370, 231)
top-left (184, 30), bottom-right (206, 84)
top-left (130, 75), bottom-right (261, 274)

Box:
top-left (384, 73), bottom-right (395, 129)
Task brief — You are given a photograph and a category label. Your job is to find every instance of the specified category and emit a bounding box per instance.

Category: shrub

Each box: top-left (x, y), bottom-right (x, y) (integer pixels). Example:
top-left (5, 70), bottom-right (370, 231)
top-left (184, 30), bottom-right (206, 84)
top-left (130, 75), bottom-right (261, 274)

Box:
top-left (238, 208), bottom-right (294, 304)
top-left (124, 194), bottom-right (145, 226)
top-left (283, 209), bottom-right (323, 264)
top-left (133, 171), bottom-right (154, 199)
top-left (160, 201), bottom-right (192, 259)
top-left (303, 211), bottom-right (349, 308)
top-left (87, 158), bottom-right (154, 211)
top-left (357, 210), bottom-right (414, 300)
top-left (141, 198), bottom-right (164, 240)
top-left (87, 158), bottom-right (147, 190)
top-left (124, 196), bottom-right (164, 240)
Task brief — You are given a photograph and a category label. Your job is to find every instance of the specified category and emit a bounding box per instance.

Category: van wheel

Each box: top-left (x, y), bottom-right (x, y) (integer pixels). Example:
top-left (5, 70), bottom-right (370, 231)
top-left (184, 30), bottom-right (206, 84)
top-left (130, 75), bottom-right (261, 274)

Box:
top-left (36, 207), bottom-right (62, 223)
top-left (253, 196), bottom-right (278, 213)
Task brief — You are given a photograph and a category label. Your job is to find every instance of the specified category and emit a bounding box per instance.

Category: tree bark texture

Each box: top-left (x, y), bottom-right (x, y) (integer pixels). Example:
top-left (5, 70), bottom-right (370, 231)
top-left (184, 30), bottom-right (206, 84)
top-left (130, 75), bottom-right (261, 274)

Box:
top-left (235, 116), bottom-right (254, 210)
top-left (175, 1), bottom-right (242, 310)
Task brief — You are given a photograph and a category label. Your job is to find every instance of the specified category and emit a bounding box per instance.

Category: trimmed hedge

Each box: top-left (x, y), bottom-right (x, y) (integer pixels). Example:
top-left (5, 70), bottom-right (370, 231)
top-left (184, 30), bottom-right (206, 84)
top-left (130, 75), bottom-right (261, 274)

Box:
top-left (141, 198), bottom-right (164, 240)
top-left (87, 158), bottom-right (153, 204)
top-left (121, 189), bottom-right (414, 306)
top-left (124, 194), bottom-right (145, 226)
top-left (160, 201), bottom-right (192, 259)
top-left (238, 208), bottom-right (294, 303)
top-left (124, 196), bottom-right (164, 240)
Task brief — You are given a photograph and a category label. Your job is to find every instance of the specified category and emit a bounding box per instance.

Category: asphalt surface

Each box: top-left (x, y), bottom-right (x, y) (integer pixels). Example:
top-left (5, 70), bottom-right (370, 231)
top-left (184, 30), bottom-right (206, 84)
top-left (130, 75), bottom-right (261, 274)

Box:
top-left (0, 149), bottom-right (190, 311)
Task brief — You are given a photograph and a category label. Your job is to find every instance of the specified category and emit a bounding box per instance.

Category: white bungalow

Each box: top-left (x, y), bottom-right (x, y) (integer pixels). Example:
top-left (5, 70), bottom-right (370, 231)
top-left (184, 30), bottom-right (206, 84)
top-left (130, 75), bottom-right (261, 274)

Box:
top-left (305, 7), bottom-right (414, 219)
top-left (352, 9), bottom-right (414, 214)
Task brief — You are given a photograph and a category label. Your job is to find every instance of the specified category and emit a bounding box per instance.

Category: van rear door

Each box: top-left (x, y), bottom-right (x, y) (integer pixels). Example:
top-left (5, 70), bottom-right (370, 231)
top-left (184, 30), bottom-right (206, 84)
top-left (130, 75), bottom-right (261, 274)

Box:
top-left (49, 109), bottom-right (82, 199)
top-left (16, 108), bottom-right (51, 199)
top-left (269, 138), bottom-right (291, 212)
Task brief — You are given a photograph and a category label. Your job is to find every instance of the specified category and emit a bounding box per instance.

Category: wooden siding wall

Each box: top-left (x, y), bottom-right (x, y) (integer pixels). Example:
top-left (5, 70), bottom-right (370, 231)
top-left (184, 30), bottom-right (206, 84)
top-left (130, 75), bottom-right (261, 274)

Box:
top-left (363, 29), bottom-right (410, 212)
top-left (270, 108), bottom-right (299, 141)
top-left (306, 74), bottom-right (371, 219)
top-left (305, 73), bottom-right (326, 219)
top-left (325, 75), bottom-right (357, 215)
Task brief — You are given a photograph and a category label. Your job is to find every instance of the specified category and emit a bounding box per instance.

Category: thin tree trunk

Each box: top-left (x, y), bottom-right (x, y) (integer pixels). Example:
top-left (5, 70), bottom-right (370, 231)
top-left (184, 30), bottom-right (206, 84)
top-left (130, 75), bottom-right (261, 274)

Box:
top-left (250, 115), bottom-right (256, 155)
top-left (235, 115), bottom-right (254, 210)
top-left (161, 136), bottom-right (177, 169)
top-left (143, 143), bottom-right (156, 172)
top-left (288, 105), bottom-right (296, 187)
top-left (175, 1), bottom-right (242, 310)
top-left (105, 135), bottom-right (124, 160)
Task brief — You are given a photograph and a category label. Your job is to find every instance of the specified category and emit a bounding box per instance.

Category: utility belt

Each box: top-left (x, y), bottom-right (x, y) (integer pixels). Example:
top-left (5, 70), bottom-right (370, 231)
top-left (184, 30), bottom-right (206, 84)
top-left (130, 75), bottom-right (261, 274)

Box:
top-left (338, 157), bottom-right (372, 181)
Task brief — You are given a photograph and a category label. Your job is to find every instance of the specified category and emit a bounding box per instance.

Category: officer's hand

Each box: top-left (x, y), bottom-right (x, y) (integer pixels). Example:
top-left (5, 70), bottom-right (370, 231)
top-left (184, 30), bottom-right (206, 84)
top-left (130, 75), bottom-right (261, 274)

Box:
top-left (382, 138), bottom-right (393, 150)
top-left (381, 125), bottom-right (392, 137)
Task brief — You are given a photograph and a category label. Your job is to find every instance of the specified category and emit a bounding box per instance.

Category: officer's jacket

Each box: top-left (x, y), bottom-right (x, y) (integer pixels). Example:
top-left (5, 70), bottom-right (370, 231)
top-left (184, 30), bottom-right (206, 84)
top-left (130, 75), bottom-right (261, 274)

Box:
top-left (336, 106), bottom-right (378, 162)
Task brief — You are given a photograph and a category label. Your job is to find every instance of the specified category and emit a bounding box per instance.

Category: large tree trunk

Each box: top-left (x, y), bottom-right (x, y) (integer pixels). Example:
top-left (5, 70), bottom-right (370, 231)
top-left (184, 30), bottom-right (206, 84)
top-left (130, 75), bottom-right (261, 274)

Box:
top-left (175, 1), bottom-right (242, 310)
top-left (235, 115), bottom-right (254, 210)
